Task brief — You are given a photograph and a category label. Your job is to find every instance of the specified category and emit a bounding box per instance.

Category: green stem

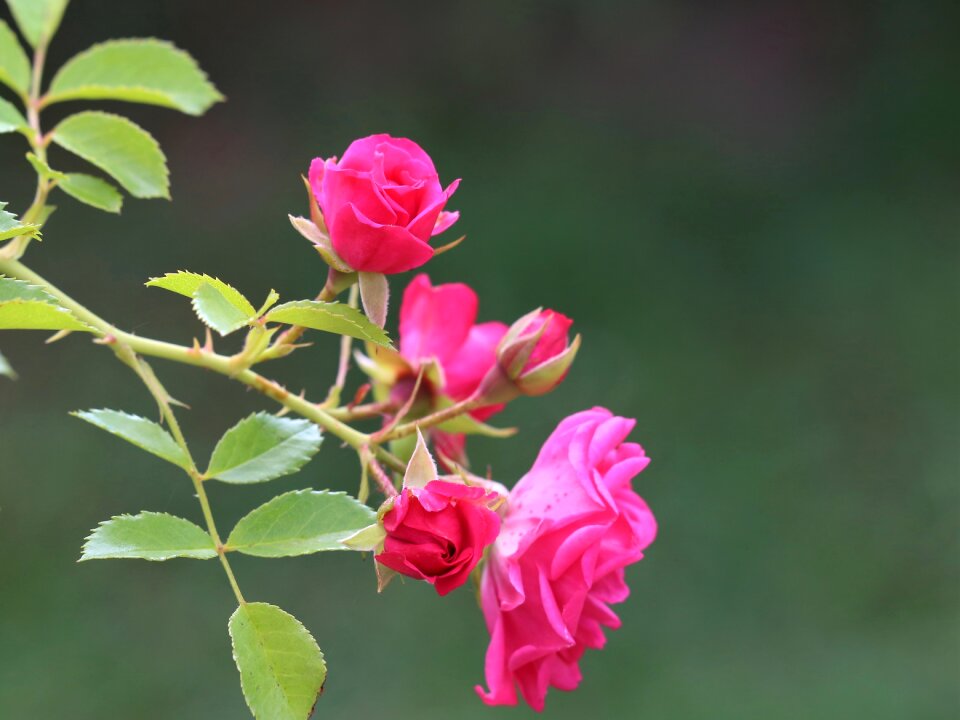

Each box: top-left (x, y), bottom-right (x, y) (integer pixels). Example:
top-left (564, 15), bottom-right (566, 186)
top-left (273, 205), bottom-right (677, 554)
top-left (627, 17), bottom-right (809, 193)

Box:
top-left (376, 395), bottom-right (482, 442)
top-left (118, 347), bottom-right (245, 605)
top-left (0, 257), bottom-right (406, 473)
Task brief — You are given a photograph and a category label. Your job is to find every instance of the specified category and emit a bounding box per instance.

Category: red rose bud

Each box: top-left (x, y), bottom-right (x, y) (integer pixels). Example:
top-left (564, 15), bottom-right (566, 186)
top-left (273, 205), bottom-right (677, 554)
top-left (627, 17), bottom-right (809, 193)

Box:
top-left (373, 432), bottom-right (501, 595)
top-left (479, 309), bottom-right (580, 403)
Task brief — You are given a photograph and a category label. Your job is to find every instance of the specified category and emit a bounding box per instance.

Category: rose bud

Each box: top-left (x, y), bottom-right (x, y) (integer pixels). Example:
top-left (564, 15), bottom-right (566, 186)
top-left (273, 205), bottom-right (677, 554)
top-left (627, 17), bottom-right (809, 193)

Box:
top-left (475, 408), bottom-right (657, 710)
top-left (345, 431), bottom-right (502, 596)
top-left (478, 309), bottom-right (580, 404)
top-left (307, 134), bottom-right (460, 275)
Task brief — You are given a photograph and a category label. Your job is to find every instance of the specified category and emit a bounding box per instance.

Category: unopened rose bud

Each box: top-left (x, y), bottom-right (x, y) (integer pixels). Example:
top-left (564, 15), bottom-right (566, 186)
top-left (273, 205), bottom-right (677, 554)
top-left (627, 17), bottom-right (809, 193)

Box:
top-left (477, 309), bottom-right (580, 403)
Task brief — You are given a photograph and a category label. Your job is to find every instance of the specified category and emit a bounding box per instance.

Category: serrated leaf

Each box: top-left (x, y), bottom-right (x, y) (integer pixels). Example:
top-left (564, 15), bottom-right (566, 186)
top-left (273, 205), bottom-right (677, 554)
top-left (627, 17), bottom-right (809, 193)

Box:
top-left (0, 201), bottom-right (39, 241)
top-left (192, 281), bottom-right (253, 336)
top-left (59, 173), bottom-right (123, 213)
top-left (45, 38), bottom-right (222, 117)
top-left (73, 408), bottom-right (190, 470)
top-left (0, 275), bottom-right (57, 303)
top-left (0, 20), bottom-right (29, 96)
top-left (206, 412), bottom-right (322, 484)
top-left (0, 97), bottom-right (27, 134)
top-left (229, 603), bottom-right (326, 720)
top-left (265, 300), bottom-right (392, 348)
top-left (146, 271), bottom-right (255, 312)
top-left (52, 111), bottom-right (169, 198)
top-left (0, 348), bottom-right (15, 379)
top-left (0, 300), bottom-right (90, 331)
top-left (226, 490), bottom-right (376, 557)
top-left (80, 512), bottom-right (216, 561)
top-left (5, 0), bottom-right (69, 49)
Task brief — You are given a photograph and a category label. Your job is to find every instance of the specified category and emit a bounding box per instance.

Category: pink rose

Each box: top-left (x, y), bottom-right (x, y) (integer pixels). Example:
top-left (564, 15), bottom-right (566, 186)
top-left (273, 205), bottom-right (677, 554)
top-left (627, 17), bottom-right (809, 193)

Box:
top-left (308, 134), bottom-right (460, 274)
top-left (376, 479), bottom-right (501, 596)
top-left (475, 408), bottom-right (657, 710)
top-left (399, 274), bottom-right (507, 415)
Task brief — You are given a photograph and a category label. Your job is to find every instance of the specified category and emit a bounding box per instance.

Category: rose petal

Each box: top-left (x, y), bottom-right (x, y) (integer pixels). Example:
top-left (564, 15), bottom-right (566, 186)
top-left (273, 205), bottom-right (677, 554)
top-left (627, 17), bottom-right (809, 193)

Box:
top-left (330, 202), bottom-right (434, 274)
top-left (407, 178), bottom-right (460, 241)
top-left (443, 321), bottom-right (509, 402)
top-left (399, 274), bottom-right (478, 365)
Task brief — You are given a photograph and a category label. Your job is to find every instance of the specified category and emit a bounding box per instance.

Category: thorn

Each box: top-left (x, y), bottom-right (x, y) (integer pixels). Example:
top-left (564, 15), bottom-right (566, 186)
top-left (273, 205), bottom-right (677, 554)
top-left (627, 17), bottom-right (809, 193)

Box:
top-left (203, 328), bottom-right (214, 353)
top-left (94, 333), bottom-right (117, 346)
top-left (45, 329), bottom-right (73, 344)
top-left (350, 383), bottom-right (371, 408)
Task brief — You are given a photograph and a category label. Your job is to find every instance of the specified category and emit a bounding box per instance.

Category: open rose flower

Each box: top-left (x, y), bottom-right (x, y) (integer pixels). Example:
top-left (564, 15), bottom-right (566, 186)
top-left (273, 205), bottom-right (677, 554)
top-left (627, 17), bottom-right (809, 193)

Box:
top-left (372, 433), bottom-right (502, 595)
top-left (356, 274), bottom-right (510, 466)
top-left (475, 408), bottom-right (657, 710)
top-left (308, 134), bottom-right (460, 274)
top-left (398, 274), bottom-right (507, 417)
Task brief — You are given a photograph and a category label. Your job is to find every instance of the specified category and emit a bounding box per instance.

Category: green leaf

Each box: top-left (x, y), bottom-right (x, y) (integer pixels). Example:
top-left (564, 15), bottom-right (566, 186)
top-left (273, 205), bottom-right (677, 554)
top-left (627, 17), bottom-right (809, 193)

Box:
top-left (146, 271), bottom-right (255, 314)
top-left (72, 408), bottom-right (191, 470)
top-left (0, 201), bottom-right (39, 241)
top-left (206, 412), bottom-right (322, 484)
top-left (0, 97), bottom-right (27, 134)
top-left (59, 173), bottom-right (123, 213)
top-left (229, 603), bottom-right (326, 720)
top-left (0, 300), bottom-right (90, 331)
top-left (0, 348), bottom-right (16, 379)
top-left (5, 0), bottom-right (69, 49)
top-left (0, 275), bottom-right (57, 303)
top-left (51, 111), bottom-right (169, 199)
top-left (80, 512), bottom-right (216, 561)
top-left (47, 39), bottom-right (223, 116)
top-left (26, 151), bottom-right (65, 181)
top-left (0, 20), bottom-right (29, 96)
top-left (265, 300), bottom-right (392, 348)
top-left (226, 490), bottom-right (376, 557)
top-left (192, 280), bottom-right (254, 336)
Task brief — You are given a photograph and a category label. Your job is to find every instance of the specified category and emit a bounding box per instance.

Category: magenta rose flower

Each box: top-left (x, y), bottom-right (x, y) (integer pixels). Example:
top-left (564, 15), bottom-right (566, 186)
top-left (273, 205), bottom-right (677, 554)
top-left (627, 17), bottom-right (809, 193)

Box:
top-left (308, 134), bottom-right (460, 274)
top-left (399, 274), bottom-right (508, 417)
top-left (475, 408), bottom-right (657, 710)
top-left (376, 479), bottom-right (501, 596)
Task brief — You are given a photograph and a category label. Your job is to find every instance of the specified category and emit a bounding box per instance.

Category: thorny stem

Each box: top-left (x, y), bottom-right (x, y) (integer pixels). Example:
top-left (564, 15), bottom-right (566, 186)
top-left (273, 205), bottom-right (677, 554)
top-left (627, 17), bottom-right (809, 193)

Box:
top-left (0, 257), bottom-right (408, 474)
top-left (362, 446), bottom-right (399, 498)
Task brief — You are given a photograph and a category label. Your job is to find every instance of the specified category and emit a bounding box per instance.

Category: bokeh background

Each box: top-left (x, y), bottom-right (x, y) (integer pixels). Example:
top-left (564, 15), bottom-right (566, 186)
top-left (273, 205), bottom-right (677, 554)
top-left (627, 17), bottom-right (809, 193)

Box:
top-left (1, 1), bottom-right (957, 718)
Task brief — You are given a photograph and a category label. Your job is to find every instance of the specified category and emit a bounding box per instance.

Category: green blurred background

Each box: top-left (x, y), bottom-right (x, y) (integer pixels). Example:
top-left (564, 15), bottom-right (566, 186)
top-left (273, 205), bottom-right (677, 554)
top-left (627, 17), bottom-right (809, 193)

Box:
top-left (1, 1), bottom-right (957, 717)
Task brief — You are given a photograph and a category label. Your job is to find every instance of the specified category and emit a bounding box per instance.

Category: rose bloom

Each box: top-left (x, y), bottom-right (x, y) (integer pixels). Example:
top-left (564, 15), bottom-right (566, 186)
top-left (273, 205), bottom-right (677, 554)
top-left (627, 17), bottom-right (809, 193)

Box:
top-left (398, 274), bottom-right (507, 416)
top-left (476, 408), bottom-right (657, 710)
top-left (363, 274), bottom-right (507, 465)
top-left (376, 480), bottom-right (501, 596)
top-left (308, 134), bottom-right (460, 274)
